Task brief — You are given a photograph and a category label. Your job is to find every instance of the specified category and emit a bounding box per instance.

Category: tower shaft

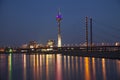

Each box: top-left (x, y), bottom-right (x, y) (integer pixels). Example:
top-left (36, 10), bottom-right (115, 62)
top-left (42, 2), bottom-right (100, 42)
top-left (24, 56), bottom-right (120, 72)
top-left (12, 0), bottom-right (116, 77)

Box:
top-left (58, 22), bottom-right (61, 47)
top-left (56, 9), bottom-right (62, 47)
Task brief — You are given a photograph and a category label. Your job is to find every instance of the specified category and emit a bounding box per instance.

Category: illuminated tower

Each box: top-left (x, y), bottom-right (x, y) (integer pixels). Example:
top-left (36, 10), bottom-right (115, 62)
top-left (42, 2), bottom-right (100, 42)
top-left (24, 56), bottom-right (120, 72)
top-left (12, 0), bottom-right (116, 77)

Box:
top-left (56, 9), bottom-right (62, 47)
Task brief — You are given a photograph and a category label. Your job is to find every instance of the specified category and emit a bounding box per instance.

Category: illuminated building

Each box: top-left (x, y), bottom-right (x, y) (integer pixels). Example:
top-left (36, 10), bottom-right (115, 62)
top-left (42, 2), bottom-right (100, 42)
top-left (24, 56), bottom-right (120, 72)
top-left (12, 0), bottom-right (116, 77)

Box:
top-left (56, 9), bottom-right (62, 47)
top-left (115, 42), bottom-right (120, 46)
top-left (47, 40), bottom-right (55, 47)
top-left (0, 48), bottom-right (4, 52)
top-left (4, 47), bottom-right (13, 53)
top-left (28, 41), bottom-right (37, 48)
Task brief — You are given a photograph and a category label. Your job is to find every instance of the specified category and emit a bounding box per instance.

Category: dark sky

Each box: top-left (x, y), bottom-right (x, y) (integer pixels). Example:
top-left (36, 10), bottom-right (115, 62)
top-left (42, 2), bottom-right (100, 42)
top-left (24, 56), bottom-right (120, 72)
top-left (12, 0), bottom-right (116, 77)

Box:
top-left (0, 0), bottom-right (120, 46)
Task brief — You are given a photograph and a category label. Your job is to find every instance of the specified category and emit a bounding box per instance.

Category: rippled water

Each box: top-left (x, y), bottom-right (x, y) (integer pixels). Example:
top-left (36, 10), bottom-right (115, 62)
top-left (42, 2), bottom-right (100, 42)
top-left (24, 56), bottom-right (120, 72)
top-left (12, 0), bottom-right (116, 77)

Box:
top-left (0, 53), bottom-right (120, 80)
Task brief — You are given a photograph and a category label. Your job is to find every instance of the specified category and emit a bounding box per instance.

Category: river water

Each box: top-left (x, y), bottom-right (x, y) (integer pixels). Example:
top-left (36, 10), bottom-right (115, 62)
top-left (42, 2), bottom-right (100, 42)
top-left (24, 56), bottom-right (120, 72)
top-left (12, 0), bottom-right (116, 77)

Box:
top-left (0, 53), bottom-right (120, 80)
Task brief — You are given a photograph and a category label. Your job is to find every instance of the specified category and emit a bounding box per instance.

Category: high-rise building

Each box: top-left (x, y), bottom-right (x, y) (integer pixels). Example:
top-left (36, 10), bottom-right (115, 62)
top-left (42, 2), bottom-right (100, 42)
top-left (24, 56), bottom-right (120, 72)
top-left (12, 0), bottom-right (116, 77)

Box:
top-left (56, 9), bottom-right (62, 47)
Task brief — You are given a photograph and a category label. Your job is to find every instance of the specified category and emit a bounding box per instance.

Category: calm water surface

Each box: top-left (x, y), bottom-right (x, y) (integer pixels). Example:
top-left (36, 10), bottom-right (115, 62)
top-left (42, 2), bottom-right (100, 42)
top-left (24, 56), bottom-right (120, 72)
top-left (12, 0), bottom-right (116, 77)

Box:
top-left (0, 53), bottom-right (120, 80)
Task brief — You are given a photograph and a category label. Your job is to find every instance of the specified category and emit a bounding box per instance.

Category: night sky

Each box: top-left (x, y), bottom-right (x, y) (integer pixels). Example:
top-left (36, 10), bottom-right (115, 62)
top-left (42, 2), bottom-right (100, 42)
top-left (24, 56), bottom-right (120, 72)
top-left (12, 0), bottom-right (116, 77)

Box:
top-left (0, 0), bottom-right (120, 46)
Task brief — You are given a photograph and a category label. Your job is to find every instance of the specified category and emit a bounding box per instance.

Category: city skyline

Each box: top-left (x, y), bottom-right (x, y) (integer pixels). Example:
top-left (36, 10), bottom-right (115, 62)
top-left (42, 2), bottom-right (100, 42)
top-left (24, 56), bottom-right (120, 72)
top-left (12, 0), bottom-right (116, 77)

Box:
top-left (0, 0), bottom-right (120, 46)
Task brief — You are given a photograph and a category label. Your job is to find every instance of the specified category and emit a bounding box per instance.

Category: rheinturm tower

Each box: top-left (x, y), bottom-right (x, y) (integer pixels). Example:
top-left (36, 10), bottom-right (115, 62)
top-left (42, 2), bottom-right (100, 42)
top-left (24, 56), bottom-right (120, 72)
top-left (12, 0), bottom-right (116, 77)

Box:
top-left (56, 9), bottom-right (62, 47)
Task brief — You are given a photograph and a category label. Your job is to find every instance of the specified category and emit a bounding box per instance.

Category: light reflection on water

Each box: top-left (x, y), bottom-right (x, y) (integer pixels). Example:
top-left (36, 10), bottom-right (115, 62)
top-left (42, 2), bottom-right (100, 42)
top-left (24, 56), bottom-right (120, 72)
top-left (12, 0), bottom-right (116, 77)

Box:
top-left (92, 58), bottom-right (96, 80)
top-left (84, 57), bottom-right (90, 80)
top-left (0, 53), bottom-right (120, 80)
top-left (23, 54), bottom-right (26, 80)
top-left (8, 54), bottom-right (12, 80)
top-left (102, 58), bottom-right (106, 80)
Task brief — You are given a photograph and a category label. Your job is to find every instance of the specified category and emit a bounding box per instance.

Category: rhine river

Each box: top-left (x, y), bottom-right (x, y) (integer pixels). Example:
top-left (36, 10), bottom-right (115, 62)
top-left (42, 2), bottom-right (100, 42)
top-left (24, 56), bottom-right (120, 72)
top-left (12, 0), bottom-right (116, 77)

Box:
top-left (0, 53), bottom-right (120, 80)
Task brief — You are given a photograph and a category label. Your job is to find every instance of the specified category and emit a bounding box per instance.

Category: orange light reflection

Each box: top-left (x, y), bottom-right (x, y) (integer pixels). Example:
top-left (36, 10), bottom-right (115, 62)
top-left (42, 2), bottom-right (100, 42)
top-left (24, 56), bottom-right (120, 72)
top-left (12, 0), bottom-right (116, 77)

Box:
top-left (92, 58), bottom-right (96, 80)
top-left (102, 58), bottom-right (107, 80)
top-left (23, 54), bottom-right (26, 80)
top-left (84, 57), bottom-right (91, 80)
top-left (40, 55), bottom-right (42, 80)
top-left (46, 54), bottom-right (49, 80)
